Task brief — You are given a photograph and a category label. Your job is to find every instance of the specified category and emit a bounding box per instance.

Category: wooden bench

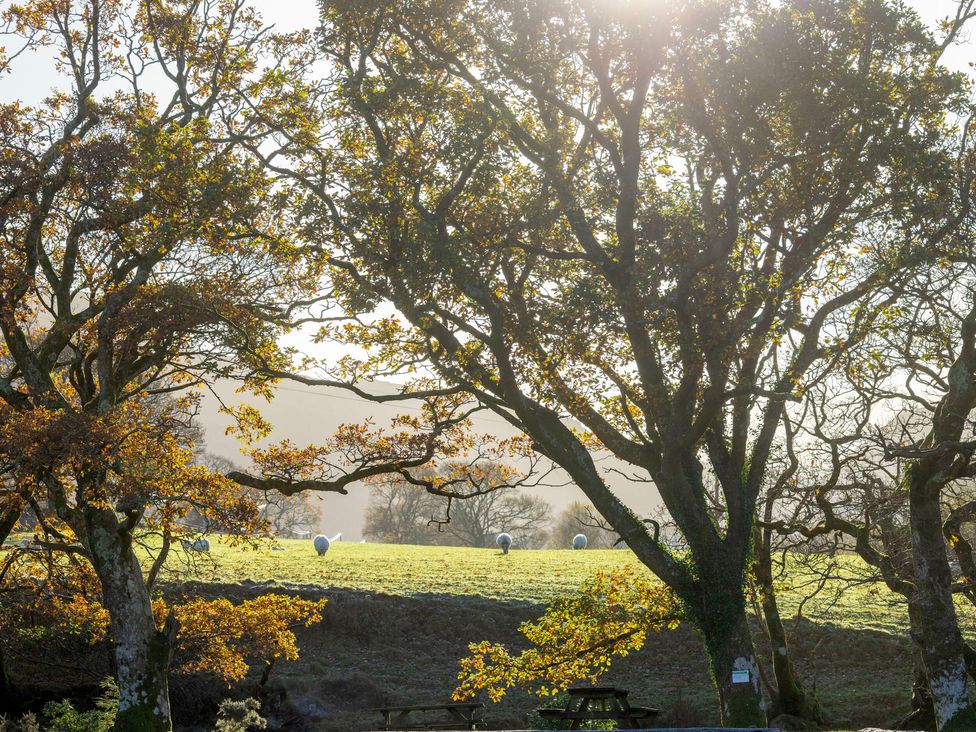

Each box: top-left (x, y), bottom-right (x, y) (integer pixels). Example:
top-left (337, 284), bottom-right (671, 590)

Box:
top-left (373, 701), bottom-right (485, 730)
top-left (535, 686), bottom-right (659, 730)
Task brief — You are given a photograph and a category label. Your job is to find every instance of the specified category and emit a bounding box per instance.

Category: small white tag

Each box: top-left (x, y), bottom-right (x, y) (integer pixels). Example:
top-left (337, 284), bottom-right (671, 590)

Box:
top-left (731, 670), bottom-right (750, 684)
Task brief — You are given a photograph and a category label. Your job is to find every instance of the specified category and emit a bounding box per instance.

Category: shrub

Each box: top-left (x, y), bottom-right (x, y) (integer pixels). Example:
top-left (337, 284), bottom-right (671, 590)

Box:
top-left (213, 698), bottom-right (266, 732)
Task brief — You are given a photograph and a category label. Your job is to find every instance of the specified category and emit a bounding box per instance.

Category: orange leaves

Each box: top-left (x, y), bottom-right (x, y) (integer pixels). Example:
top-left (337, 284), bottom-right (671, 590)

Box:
top-left (234, 391), bottom-right (534, 498)
top-left (0, 395), bottom-right (265, 540)
top-left (0, 551), bottom-right (109, 644)
top-left (1, 547), bottom-right (324, 685)
top-left (454, 568), bottom-right (681, 702)
top-left (156, 594), bottom-right (326, 683)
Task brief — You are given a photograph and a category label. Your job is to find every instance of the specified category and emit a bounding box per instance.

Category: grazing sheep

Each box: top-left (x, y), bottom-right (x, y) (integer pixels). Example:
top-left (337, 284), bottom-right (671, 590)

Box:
top-left (313, 534), bottom-right (331, 556)
top-left (181, 537), bottom-right (210, 552)
top-left (572, 534), bottom-right (588, 550)
top-left (496, 533), bottom-right (513, 555)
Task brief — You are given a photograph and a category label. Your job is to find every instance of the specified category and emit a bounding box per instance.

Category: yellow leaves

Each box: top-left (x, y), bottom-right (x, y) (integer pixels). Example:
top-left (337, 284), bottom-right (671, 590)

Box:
top-left (454, 568), bottom-right (681, 702)
top-left (156, 594), bottom-right (326, 683)
top-left (222, 404), bottom-right (274, 444)
top-left (569, 428), bottom-right (604, 452)
top-left (0, 552), bottom-right (109, 644)
top-left (51, 594), bottom-right (112, 643)
top-left (2, 549), bottom-right (322, 685)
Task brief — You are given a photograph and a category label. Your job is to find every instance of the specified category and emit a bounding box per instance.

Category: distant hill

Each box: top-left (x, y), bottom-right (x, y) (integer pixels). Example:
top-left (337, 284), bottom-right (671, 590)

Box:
top-left (197, 380), bottom-right (663, 541)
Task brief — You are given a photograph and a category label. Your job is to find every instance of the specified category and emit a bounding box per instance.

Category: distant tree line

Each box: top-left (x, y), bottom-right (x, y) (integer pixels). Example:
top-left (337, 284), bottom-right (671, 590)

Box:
top-left (362, 465), bottom-right (620, 550)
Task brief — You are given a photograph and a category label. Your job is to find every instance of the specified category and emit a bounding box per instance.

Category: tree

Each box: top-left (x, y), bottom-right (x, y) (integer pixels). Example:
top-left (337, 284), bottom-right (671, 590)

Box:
top-left (362, 472), bottom-right (445, 544)
top-left (363, 463), bottom-right (553, 548)
top-left (439, 463), bottom-right (552, 549)
top-left (255, 491), bottom-right (319, 538)
top-left (241, 0), bottom-right (975, 723)
top-left (879, 287), bottom-right (976, 731)
top-left (0, 1), bottom-right (324, 727)
top-left (548, 502), bottom-right (619, 550)
top-left (777, 259), bottom-right (976, 729)
top-left (443, 488), bottom-right (551, 549)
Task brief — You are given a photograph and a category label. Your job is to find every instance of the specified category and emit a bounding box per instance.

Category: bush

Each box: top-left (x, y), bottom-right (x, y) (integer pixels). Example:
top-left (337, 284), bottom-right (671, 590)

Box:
top-left (0, 712), bottom-right (40, 732)
top-left (23, 678), bottom-right (119, 732)
top-left (213, 698), bottom-right (266, 732)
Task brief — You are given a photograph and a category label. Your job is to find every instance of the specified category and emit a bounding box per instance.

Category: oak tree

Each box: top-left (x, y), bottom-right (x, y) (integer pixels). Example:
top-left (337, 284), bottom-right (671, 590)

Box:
top-left (0, 1), bottom-right (326, 727)
top-left (245, 0), bottom-right (975, 723)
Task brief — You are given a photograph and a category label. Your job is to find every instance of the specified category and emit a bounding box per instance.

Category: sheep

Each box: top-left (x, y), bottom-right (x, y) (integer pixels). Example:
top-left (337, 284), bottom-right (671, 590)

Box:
top-left (181, 537), bottom-right (210, 552)
top-left (572, 533), bottom-right (588, 550)
top-left (496, 532), bottom-right (512, 555)
top-left (313, 534), bottom-right (331, 556)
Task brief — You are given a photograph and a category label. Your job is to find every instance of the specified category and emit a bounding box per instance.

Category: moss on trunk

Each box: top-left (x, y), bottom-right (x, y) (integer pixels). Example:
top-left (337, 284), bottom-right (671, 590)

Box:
top-left (687, 578), bottom-right (768, 727)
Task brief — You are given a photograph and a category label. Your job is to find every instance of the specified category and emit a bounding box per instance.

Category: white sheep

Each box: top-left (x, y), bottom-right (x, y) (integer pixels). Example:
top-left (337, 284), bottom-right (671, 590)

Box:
top-left (496, 532), bottom-right (512, 555)
top-left (313, 534), bottom-right (331, 556)
top-left (572, 533), bottom-right (588, 550)
top-left (182, 537), bottom-right (210, 552)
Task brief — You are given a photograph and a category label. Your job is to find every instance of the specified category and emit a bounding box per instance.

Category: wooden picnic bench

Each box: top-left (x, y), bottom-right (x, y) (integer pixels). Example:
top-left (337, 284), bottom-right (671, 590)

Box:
top-left (536, 686), bottom-right (658, 730)
top-left (373, 701), bottom-right (485, 730)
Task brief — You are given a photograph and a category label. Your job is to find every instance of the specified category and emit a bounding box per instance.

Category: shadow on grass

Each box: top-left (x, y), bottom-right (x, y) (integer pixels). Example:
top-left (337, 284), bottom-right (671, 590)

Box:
top-left (6, 581), bottom-right (917, 732)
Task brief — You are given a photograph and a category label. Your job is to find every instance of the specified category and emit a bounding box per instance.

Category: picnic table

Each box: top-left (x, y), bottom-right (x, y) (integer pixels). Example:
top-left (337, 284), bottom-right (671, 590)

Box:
top-left (536, 686), bottom-right (659, 730)
top-left (373, 701), bottom-right (485, 730)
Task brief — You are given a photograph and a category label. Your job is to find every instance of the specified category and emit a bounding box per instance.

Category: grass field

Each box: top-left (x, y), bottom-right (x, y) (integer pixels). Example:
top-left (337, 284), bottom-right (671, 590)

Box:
top-left (145, 537), bottom-right (972, 730)
top-left (15, 536), bottom-right (971, 730)
top-left (179, 537), bottom-right (975, 638)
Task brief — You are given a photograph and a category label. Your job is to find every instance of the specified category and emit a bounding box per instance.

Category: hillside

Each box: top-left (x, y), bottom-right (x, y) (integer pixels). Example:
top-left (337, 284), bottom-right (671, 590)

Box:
top-left (149, 539), bottom-right (974, 731)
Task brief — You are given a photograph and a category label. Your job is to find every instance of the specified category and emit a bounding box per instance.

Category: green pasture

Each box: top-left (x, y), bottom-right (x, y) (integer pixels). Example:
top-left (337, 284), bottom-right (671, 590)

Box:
top-left (170, 537), bottom-right (976, 639)
top-left (11, 534), bottom-right (971, 728)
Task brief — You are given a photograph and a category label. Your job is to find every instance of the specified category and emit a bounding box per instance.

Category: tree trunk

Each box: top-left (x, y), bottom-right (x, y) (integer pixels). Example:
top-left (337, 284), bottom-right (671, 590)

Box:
top-left (897, 601), bottom-right (937, 731)
top-left (0, 644), bottom-right (17, 713)
top-left (87, 514), bottom-right (174, 732)
top-left (0, 504), bottom-right (22, 545)
top-left (0, 502), bottom-right (23, 710)
top-left (755, 566), bottom-right (821, 721)
top-left (902, 643), bottom-right (938, 731)
top-left (909, 474), bottom-right (976, 731)
top-left (686, 571), bottom-right (768, 727)
top-left (753, 518), bottom-right (820, 722)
